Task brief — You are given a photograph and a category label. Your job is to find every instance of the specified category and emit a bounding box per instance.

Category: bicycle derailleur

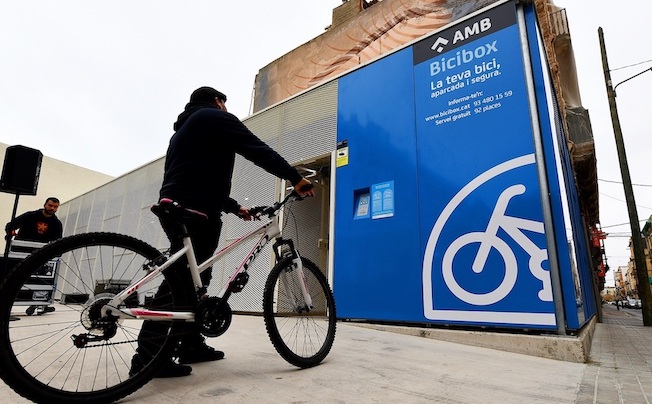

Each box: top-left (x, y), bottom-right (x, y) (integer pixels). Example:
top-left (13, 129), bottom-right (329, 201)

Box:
top-left (72, 293), bottom-right (120, 348)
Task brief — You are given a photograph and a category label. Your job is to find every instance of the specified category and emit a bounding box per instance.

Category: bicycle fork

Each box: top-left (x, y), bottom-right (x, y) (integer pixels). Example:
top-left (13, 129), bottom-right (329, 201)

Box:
top-left (473, 185), bottom-right (525, 273)
top-left (273, 238), bottom-right (313, 311)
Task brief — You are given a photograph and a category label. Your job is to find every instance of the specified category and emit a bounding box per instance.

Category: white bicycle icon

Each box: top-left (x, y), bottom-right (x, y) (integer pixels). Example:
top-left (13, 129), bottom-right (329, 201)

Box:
top-left (442, 184), bottom-right (552, 306)
top-left (422, 154), bottom-right (554, 317)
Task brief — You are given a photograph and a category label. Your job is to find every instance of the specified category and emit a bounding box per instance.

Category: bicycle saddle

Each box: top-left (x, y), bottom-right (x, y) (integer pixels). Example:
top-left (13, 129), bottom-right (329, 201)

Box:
top-left (151, 198), bottom-right (209, 222)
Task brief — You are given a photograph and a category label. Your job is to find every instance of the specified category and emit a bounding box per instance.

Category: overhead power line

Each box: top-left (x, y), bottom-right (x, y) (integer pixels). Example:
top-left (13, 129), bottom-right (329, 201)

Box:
top-left (610, 59), bottom-right (652, 72)
top-left (598, 192), bottom-right (652, 210)
top-left (601, 219), bottom-right (648, 229)
top-left (599, 178), bottom-right (652, 187)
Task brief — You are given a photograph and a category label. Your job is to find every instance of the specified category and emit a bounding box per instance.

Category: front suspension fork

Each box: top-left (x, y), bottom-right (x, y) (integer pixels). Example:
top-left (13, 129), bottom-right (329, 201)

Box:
top-left (272, 238), bottom-right (312, 310)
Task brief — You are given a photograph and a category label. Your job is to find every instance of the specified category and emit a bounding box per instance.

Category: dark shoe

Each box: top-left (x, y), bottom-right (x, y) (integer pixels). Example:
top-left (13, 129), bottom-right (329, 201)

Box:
top-left (130, 355), bottom-right (192, 378)
top-left (178, 343), bottom-right (225, 364)
top-left (155, 360), bottom-right (192, 378)
top-left (129, 355), bottom-right (144, 377)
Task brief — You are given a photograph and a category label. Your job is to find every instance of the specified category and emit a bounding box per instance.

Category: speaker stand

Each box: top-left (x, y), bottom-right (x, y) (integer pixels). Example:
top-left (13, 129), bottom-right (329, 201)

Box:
top-left (3, 194), bottom-right (21, 321)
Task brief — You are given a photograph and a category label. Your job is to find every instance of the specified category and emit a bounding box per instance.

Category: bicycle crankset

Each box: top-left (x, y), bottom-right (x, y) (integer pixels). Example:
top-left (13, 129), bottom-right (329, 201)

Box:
top-left (196, 296), bottom-right (232, 337)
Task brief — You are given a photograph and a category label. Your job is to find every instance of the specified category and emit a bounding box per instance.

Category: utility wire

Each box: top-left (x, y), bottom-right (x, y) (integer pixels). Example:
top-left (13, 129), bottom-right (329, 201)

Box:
top-left (598, 192), bottom-right (652, 210)
top-left (601, 219), bottom-right (648, 229)
top-left (599, 178), bottom-right (652, 187)
top-left (610, 59), bottom-right (652, 72)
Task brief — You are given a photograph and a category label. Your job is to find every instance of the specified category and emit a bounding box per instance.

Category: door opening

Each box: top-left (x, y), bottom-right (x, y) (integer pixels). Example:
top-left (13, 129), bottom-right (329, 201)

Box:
top-left (287, 154), bottom-right (332, 278)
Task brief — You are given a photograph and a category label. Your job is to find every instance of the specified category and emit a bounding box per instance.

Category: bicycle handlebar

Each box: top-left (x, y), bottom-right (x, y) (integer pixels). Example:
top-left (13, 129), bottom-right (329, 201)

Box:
top-left (248, 183), bottom-right (314, 219)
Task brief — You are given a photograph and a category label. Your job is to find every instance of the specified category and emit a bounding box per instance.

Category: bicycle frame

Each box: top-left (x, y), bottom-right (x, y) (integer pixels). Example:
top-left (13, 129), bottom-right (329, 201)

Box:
top-left (101, 212), bottom-right (290, 321)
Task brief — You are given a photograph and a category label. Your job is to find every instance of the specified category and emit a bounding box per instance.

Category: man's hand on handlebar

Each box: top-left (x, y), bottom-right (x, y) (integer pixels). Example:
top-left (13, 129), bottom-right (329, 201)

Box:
top-left (294, 178), bottom-right (315, 198)
top-left (236, 206), bottom-right (253, 221)
top-left (236, 177), bottom-right (313, 221)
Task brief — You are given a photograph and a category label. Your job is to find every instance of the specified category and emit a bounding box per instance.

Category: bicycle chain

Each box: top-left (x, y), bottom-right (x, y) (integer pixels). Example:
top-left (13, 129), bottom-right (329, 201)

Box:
top-left (78, 331), bottom-right (190, 349)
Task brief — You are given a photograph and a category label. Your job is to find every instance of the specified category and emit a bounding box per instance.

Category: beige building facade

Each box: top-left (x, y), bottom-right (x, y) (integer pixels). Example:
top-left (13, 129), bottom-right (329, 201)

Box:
top-left (0, 142), bottom-right (113, 251)
top-left (614, 265), bottom-right (627, 301)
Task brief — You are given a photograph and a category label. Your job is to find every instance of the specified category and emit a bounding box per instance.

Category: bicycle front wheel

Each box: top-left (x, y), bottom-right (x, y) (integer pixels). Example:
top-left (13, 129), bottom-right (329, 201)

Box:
top-left (0, 232), bottom-right (188, 404)
top-left (263, 257), bottom-right (336, 368)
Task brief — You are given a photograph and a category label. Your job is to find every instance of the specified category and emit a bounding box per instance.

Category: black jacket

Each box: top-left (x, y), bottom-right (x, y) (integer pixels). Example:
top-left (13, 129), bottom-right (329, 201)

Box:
top-left (5, 209), bottom-right (63, 242)
top-left (160, 103), bottom-right (302, 217)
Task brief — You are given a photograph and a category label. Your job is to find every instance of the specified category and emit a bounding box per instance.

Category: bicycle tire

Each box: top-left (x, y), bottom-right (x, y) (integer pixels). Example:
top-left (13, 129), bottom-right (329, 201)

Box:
top-left (442, 231), bottom-right (518, 306)
top-left (263, 257), bottom-right (336, 368)
top-left (0, 232), bottom-right (188, 404)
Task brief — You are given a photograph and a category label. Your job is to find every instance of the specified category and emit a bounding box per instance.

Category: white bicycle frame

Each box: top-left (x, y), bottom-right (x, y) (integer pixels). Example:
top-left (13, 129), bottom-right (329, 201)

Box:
top-left (442, 184), bottom-right (552, 306)
top-left (100, 207), bottom-right (306, 321)
top-left (474, 184), bottom-right (551, 300)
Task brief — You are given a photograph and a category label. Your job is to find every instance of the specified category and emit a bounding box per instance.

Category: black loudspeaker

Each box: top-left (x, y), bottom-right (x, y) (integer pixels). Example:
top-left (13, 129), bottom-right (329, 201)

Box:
top-left (0, 145), bottom-right (43, 195)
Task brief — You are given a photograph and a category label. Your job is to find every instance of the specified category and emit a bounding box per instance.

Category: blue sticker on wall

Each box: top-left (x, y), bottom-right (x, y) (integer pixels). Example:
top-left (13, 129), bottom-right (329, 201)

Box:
top-left (371, 181), bottom-right (394, 219)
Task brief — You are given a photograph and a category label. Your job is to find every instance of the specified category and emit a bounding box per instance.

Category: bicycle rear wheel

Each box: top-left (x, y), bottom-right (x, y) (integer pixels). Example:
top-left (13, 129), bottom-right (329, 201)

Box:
top-left (0, 232), bottom-right (188, 404)
top-left (263, 257), bottom-right (336, 368)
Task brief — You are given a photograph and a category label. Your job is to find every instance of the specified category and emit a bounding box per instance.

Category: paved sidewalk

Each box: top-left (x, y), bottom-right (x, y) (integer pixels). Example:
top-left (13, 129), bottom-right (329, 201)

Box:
top-left (576, 304), bottom-right (652, 403)
top-left (1, 304), bottom-right (650, 403)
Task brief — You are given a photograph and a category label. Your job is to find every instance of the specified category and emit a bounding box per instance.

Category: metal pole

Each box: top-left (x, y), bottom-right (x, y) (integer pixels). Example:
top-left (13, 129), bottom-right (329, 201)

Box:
top-left (598, 27), bottom-right (652, 326)
top-left (3, 193), bottom-right (21, 273)
top-left (517, 5), bottom-right (566, 334)
top-left (2, 194), bottom-right (21, 322)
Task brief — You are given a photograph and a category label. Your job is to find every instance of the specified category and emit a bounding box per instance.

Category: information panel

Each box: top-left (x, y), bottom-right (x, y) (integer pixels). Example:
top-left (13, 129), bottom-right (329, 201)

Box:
top-left (413, 1), bottom-right (556, 327)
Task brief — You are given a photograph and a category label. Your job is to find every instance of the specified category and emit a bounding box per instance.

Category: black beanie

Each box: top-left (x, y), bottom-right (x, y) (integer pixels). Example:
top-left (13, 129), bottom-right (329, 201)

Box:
top-left (189, 86), bottom-right (227, 103)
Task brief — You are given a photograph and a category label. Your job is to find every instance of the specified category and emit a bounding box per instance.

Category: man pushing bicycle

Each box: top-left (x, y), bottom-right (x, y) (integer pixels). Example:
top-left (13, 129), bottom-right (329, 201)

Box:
top-left (133, 87), bottom-right (314, 378)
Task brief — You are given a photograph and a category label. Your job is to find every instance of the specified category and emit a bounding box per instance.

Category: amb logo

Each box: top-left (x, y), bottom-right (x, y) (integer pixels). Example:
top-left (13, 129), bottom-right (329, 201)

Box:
top-left (430, 17), bottom-right (492, 53)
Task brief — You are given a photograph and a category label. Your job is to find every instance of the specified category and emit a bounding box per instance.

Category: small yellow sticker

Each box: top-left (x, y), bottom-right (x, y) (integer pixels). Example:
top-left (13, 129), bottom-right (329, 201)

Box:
top-left (336, 147), bottom-right (349, 167)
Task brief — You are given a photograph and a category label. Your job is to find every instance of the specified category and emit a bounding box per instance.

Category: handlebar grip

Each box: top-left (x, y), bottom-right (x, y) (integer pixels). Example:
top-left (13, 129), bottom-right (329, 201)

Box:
top-left (291, 183), bottom-right (314, 200)
top-left (299, 183), bottom-right (314, 192)
top-left (248, 206), bottom-right (266, 216)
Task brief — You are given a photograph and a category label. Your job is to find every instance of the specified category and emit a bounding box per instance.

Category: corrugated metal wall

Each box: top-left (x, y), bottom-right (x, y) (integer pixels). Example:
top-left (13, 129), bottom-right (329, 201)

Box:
top-left (57, 81), bottom-right (338, 312)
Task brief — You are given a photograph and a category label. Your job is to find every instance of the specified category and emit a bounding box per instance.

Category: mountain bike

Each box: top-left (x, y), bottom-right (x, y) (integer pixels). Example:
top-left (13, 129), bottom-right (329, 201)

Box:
top-left (0, 189), bottom-right (336, 403)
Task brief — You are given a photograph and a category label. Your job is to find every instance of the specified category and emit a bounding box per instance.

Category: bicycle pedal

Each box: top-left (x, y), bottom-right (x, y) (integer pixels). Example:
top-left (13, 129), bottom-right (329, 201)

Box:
top-left (231, 272), bottom-right (249, 292)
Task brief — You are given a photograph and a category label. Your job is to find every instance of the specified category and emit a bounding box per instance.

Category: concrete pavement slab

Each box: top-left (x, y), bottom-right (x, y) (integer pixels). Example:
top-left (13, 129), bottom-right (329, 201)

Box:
top-left (576, 305), bottom-right (652, 403)
top-left (4, 305), bottom-right (650, 403)
top-left (117, 315), bottom-right (585, 403)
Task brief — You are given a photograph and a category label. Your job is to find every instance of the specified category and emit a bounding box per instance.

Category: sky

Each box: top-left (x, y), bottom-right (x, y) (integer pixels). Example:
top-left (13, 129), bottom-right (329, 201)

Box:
top-left (0, 0), bottom-right (342, 172)
top-left (1, 1), bottom-right (651, 286)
